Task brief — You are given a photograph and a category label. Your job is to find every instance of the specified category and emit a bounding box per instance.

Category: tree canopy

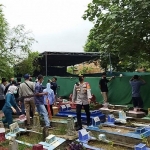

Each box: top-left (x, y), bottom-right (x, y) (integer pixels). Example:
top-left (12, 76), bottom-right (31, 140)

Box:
top-left (14, 51), bottom-right (40, 76)
top-left (0, 5), bottom-right (36, 79)
top-left (83, 0), bottom-right (150, 71)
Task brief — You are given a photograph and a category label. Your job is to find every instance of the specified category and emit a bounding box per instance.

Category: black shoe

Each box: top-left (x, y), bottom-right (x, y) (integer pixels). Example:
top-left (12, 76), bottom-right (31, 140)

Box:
top-left (48, 126), bottom-right (53, 129)
top-left (26, 124), bottom-right (32, 129)
top-left (76, 126), bottom-right (82, 131)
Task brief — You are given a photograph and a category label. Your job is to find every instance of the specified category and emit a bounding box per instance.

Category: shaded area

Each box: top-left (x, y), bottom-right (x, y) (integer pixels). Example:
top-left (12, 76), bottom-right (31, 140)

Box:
top-left (34, 51), bottom-right (100, 76)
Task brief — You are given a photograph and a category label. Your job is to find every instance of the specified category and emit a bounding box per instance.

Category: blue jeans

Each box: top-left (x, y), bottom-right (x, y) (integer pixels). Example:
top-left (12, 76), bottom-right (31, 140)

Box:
top-left (2, 109), bottom-right (13, 128)
top-left (36, 104), bottom-right (50, 127)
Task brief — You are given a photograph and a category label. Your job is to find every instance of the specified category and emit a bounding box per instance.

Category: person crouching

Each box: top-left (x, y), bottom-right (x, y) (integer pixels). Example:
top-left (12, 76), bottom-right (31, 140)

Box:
top-left (2, 85), bottom-right (21, 127)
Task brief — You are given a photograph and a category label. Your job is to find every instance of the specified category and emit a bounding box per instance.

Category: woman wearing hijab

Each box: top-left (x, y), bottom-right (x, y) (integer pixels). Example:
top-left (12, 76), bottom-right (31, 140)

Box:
top-left (43, 83), bottom-right (55, 116)
top-left (2, 84), bottom-right (21, 127)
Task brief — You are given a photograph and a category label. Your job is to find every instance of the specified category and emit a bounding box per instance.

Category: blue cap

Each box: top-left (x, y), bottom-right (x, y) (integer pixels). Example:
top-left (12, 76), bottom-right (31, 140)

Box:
top-left (24, 74), bottom-right (30, 79)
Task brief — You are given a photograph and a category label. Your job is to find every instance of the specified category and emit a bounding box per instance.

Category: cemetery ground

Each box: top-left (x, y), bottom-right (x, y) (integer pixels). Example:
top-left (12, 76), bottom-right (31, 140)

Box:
top-left (0, 120), bottom-right (134, 150)
top-left (1, 106), bottom-right (150, 149)
top-left (0, 136), bottom-right (132, 150)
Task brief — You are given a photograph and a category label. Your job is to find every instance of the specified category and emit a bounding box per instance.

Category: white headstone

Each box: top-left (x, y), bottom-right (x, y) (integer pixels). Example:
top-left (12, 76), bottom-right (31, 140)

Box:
top-left (99, 134), bottom-right (106, 141)
top-left (9, 139), bottom-right (18, 150)
top-left (46, 134), bottom-right (56, 144)
top-left (94, 117), bottom-right (100, 122)
top-left (0, 128), bottom-right (5, 133)
top-left (61, 105), bottom-right (66, 109)
top-left (9, 122), bottom-right (19, 134)
top-left (80, 129), bottom-right (88, 136)
top-left (66, 104), bottom-right (71, 108)
top-left (119, 110), bottom-right (126, 120)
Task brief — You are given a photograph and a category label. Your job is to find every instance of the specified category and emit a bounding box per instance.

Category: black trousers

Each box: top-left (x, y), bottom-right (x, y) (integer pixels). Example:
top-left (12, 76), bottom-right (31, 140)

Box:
top-left (76, 104), bottom-right (90, 127)
top-left (0, 99), bottom-right (5, 110)
top-left (132, 97), bottom-right (143, 108)
top-left (45, 105), bottom-right (53, 116)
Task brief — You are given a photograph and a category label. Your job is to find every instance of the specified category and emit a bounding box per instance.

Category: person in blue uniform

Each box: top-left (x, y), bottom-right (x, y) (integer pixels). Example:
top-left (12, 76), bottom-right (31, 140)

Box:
top-left (2, 85), bottom-right (21, 127)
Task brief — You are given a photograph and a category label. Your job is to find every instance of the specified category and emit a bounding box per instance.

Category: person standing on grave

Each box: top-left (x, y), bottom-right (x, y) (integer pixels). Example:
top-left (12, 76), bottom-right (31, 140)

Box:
top-left (50, 77), bottom-right (58, 95)
top-left (2, 85), bottom-right (21, 127)
top-left (129, 75), bottom-right (146, 111)
top-left (99, 72), bottom-right (114, 106)
top-left (43, 83), bottom-right (55, 116)
top-left (34, 75), bottom-right (52, 128)
top-left (50, 77), bottom-right (58, 103)
top-left (19, 74), bottom-right (35, 127)
top-left (0, 78), bottom-right (7, 110)
top-left (72, 74), bottom-right (92, 131)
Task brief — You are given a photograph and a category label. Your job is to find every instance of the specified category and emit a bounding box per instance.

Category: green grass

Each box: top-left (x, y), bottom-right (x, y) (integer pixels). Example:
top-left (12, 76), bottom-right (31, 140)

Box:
top-left (52, 126), bottom-right (66, 135)
top-left (17, 132), bottom-right (43, 144)
top-left (18, 144), bottom-right (32, 150)
top-left (0, 141), bottom-right (32, 150)
top-left (0, 140), bottom-right (9, 147)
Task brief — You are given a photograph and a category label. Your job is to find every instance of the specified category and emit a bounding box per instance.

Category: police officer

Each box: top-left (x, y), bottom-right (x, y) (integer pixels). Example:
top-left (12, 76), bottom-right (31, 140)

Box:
top-left (72, 74), bottom-right (92, 131)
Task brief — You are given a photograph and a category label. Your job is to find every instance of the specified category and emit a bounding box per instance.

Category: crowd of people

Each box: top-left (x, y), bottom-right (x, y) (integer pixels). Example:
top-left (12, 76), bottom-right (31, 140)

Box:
top-left (0, 74), bottom-right (57, 128)
top-left (0, 72), bottom-right (146, 130)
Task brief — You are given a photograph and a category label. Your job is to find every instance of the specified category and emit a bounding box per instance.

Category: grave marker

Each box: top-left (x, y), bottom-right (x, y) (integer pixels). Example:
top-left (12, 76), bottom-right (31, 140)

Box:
top-left (98, 134), bottom-right (106, 141)
top-left (78, 129), bottom-right (89, 142)
top-left (66, 104), bottom-right (71, 110)
top-left (8, 136), bottom-right (18, 150)
top-left (119, 110), bottom-right (126, 120)
top-left (92, 116), bottom-right (100, 126)
top-left (60, 105), bottom-right (67, 111)
top-left (46, 134), bottom-right (56, 144)
top-left (32, 112), bottom-right (41, 132)
top-left (107, 114), bottom-right (115, 123)
top-left (9, 122), bottom-right (19, 134)
top-left (134, 143), bottom-right (146, 150)
top-left (67, 115), bottom-right (75, 136)
top-left (136, 127), bottom-right (146, 134)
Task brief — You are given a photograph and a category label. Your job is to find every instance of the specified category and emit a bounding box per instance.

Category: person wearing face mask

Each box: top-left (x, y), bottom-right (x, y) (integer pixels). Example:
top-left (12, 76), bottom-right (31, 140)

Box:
top-left (72, 74), bottom-right (92, 131)
top-left (2, 85), bottom-right (21, 127)
top-left (99, 72), bottom-right (114, 106)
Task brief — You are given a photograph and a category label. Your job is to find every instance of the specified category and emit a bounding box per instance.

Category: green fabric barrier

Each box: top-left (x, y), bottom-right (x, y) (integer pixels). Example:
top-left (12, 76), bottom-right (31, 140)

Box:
top-left (77, 72), bottom-right (150, 77)
top-left (43, 75), bottom-right (150, 109)
top-left (19, 74), bottom-right (150, 109)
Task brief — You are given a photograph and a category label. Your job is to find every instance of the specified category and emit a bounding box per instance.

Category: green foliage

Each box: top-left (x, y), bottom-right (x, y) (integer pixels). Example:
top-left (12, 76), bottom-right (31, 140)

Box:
top-left (141, 135), bottom-right (149, 146)
top-left (0, 5), bottom-right (36, 79)
top-left (79, 66), bottom-right (93, 74)
top-left (67, 65), bottom-right (93, 75)
top-left (83, 0), bottom-right (150, 71)
top-left (67, 66), bottom-right (77, 74)
top-left (108, 141), bottom-right (114, 147)
top-left (89, 103), bottom-right (95, 110)
top-left (14, 51), bottom-right (40, 76)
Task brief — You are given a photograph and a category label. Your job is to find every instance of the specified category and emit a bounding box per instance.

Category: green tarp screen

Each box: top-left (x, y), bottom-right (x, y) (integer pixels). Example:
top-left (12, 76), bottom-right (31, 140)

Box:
top-left (43, 75), bottom-right (150, 109)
